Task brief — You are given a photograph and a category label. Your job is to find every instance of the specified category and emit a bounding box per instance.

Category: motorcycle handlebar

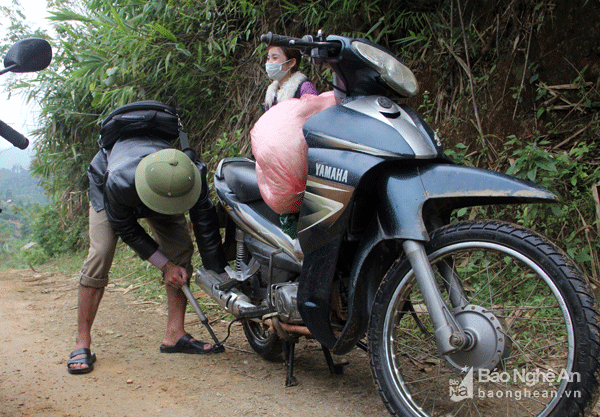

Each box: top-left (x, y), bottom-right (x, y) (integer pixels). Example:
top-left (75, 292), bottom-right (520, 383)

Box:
top-left (260, 32), bottom-right (299, 47)
top-left (0, 119), bottom-right (29, 149)
top-left (261, 32), bottom-right (341, 55)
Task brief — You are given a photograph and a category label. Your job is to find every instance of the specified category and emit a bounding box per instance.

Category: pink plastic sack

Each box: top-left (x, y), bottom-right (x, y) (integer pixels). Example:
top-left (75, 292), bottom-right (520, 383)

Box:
top-left (251, 91), bottom-right (336, 214)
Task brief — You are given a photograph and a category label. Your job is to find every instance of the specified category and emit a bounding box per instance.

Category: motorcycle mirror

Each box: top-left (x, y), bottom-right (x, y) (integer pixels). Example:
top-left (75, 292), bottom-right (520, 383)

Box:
top-left (2, 38), bottom-right (52, 74)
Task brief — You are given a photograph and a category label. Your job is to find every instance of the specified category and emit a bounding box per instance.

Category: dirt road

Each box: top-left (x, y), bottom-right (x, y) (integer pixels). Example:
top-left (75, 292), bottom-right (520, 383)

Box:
top-left (0, 268), bottom-right (387, 417)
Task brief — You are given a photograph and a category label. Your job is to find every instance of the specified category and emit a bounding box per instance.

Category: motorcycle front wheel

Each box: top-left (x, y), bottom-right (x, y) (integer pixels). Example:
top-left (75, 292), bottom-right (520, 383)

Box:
top-left (369, 220), bottom-right (600, 417)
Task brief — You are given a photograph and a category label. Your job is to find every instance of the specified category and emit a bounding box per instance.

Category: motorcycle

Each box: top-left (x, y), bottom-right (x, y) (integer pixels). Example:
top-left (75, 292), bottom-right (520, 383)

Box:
top-left (0, 38), bottom-right (52, 215)
top-left (192, 31), bottom-right (600, 416)
top-left (4, 29), bottom-right (598, 417)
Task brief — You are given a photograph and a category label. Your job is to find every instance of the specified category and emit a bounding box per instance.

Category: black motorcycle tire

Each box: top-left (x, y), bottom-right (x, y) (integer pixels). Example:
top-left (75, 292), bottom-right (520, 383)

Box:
top-left (242, 319), bottom-right (283, 361)
top-left (369, 220), bottom-right (600, 417)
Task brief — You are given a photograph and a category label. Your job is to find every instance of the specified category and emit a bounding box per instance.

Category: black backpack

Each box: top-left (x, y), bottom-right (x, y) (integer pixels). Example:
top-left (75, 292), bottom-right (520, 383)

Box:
top-left (98, 100), bottom-right (183, 149)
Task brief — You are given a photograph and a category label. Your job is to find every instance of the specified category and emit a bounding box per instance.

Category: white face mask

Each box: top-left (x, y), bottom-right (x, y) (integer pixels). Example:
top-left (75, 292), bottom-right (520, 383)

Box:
top-left (265, 59), bottom-right (291, 81)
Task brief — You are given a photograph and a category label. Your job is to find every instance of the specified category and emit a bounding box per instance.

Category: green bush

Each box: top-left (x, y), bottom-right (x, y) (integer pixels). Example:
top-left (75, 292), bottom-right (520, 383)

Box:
top-left (31, 204), bottom-right (87, 258)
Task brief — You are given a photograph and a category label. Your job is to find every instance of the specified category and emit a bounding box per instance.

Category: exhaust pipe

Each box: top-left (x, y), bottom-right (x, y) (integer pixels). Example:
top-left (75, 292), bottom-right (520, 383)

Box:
top-left (194, 268), bottom-right (269, 318)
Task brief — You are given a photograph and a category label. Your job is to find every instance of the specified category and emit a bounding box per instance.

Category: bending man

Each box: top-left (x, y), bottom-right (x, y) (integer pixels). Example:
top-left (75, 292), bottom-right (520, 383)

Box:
top-left (68, 137), bottom-right (227, 374)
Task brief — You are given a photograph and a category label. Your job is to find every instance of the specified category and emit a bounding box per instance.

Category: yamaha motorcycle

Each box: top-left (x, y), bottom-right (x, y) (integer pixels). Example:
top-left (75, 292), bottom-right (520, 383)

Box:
top-left (0, 38), bottom-right (52, 216)
top-left (195, 32), bottom-right (600, 416)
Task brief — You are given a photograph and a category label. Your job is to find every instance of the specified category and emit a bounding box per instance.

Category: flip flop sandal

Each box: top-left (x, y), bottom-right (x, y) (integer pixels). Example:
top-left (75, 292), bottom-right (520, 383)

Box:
top-left (159, 334), bottom-right (215, 354)
top-left (67, 348), bottom-right (97, 374)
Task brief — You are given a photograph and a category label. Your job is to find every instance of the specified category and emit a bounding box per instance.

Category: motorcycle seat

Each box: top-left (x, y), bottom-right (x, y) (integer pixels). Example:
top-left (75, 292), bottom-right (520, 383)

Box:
top-left (220, 159), bottom-right (263, 203)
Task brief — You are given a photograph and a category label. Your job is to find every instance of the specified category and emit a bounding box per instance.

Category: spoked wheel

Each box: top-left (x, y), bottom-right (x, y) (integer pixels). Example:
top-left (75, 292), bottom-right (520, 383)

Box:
top-left (242, 319), bottom-right (283, 361)
top-left (369, 220), bottom-right (600, 417)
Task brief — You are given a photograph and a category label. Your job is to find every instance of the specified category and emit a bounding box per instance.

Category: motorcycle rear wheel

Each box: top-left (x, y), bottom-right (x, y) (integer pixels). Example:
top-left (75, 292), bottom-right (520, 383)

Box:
top-left (369, 220), bottom-right (600, 417)
top-left (242, 319), bottom-right (283, 361)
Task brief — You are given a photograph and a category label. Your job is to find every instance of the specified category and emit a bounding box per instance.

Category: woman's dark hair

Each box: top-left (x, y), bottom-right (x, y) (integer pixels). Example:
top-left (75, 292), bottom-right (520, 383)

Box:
top-left (281, 47), bottom-right (302, 73)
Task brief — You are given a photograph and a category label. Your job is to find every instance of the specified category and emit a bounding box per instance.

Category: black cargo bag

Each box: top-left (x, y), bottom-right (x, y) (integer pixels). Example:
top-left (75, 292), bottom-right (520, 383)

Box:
top-left (99, 100), bottom-right (182, 149)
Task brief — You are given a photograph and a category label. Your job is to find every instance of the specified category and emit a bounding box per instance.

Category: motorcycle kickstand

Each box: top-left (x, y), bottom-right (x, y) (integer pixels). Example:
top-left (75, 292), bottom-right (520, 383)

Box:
top-left (322, 345), bottom-right (348, 375)
top-left (283, 340), bottom-right (298, 387)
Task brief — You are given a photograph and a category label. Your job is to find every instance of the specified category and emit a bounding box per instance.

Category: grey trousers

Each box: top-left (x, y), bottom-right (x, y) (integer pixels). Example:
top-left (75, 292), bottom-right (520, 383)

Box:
top-left (79, 205), bottom-right (194, 288)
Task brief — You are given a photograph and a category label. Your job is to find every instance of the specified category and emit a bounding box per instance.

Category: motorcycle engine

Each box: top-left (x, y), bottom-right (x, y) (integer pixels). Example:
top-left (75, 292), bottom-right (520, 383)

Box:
top-left (272, 282), bottom-right (303, 324)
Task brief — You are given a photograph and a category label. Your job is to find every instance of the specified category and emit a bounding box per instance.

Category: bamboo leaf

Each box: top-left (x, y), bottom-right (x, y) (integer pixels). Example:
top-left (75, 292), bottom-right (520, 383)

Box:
top-left (152, 23), bottom-right (177, 42)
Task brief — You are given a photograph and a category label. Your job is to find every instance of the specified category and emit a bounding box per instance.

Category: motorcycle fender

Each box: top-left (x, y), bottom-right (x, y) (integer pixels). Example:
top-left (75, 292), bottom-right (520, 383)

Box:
top-left (331, 164), bottom-right (559, 354)
top-left (377, 164), bottom-right (558, 241)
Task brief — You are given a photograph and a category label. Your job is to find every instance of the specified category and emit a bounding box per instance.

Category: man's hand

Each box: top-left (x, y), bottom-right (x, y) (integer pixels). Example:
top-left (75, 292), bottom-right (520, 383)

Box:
top-left (161, 261), bottom-right (188, 288)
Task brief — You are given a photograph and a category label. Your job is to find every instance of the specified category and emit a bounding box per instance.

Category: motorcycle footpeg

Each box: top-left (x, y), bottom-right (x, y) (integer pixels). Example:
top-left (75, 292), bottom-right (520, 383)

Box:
top-left (238, 304), bottom-right (272, 319)
top-left (215, 279), bottom-right (238, 292)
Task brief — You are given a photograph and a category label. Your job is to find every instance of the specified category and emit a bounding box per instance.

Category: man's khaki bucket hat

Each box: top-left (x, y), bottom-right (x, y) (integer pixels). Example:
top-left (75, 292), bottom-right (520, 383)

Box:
top-left (135, 149), bottom-right (201, 215)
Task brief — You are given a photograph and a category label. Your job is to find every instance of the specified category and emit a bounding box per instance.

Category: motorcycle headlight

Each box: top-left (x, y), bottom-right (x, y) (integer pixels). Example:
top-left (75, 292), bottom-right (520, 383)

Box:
top-left (352, 41), bottom-right (419, 98)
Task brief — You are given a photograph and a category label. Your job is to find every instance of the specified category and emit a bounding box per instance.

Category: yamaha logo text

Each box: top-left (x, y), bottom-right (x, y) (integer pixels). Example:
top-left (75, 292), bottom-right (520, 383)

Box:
top-left (315, 163), bottom-right (348, 183)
